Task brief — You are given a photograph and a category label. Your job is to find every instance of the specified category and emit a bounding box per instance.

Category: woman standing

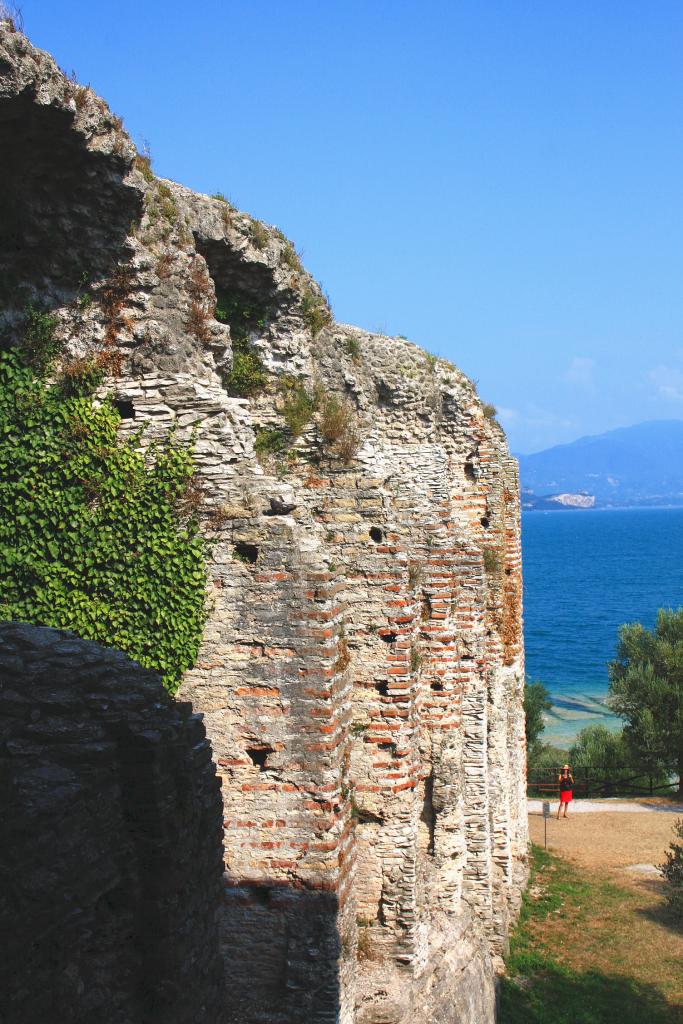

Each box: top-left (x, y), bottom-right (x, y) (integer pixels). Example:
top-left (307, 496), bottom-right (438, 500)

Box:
top-left (557, 764), bottom-right (574, 819)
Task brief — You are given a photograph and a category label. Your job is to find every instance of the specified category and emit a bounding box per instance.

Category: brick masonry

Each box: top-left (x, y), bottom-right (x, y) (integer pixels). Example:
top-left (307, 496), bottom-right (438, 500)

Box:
top-left (0, 623), bottom-right (225, 1024)
top-left (0, 24), bottom-right (529, 1024)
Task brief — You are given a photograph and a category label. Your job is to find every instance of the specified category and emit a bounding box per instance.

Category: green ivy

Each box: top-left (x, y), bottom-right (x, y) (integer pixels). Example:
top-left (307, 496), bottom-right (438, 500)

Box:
top-left (0, 351), bottom-right (206, 694)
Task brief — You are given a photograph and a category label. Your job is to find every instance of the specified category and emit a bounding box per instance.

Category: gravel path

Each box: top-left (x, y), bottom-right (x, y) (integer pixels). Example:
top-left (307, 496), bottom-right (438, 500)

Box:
top-left (528, 800), bottom-right (683, 873)
top-left (528, 798), bottom-right (683, 814)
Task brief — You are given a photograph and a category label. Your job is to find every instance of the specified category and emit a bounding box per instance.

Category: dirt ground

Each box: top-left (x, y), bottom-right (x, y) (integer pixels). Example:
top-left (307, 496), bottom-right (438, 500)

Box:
top-left (527, 803), bottom-right (683, 1010)
top-left (528, 805), bottom-right (682, 871)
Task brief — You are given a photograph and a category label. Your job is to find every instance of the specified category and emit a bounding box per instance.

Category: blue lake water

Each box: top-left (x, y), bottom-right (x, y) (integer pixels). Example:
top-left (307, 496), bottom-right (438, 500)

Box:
top-left (522, 508), bottom-right (683, 746)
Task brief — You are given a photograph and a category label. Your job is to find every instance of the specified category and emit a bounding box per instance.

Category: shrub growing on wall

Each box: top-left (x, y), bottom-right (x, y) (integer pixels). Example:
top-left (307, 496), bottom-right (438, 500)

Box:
top-left (0, 351), bottom-right (206, 694)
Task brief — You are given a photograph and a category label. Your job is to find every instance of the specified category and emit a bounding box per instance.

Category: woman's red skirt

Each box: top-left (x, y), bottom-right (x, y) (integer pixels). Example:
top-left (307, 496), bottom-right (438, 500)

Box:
top-left (560, 790), bottom-right (573, 803)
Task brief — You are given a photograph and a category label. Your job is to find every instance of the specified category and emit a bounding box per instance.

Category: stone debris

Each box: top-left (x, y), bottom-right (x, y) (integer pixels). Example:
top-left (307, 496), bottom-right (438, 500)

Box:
top-left (624, 863), bottom-right (660, 875)
top-left (0, 22), bottom-right (529, 1024)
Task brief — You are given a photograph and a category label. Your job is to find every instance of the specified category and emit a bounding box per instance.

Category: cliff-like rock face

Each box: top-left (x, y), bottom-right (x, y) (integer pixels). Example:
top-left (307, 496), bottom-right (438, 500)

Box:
top-left (0, 23), bottom-right (528, 1024)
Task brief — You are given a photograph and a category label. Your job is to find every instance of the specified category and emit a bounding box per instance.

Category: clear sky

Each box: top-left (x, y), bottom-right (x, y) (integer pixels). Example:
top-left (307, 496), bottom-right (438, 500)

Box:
top-left (19, 1), bottom-right (683, 453)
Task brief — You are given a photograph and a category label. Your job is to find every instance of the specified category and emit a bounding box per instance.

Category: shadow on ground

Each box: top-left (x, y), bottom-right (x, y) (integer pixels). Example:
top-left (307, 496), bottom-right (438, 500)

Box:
top-left (632, 878), bottom-right (683, 937)
top-left (499, 964), bottom-right (683, 1024)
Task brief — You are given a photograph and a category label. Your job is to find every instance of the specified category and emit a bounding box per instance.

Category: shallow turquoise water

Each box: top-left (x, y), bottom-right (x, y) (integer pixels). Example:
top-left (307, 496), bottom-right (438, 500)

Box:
top-left (522, 508), bottom-right (683, 746)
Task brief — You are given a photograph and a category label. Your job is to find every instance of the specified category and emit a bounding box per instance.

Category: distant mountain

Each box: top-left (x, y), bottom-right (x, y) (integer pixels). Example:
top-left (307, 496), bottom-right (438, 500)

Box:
top-left (518, 420), bottom-right (683, 508)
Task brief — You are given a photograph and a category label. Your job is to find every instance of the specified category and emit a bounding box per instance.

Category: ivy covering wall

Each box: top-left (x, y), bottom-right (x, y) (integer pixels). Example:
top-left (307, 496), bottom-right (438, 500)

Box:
top-left (0, 351), bottom-right (206, 694)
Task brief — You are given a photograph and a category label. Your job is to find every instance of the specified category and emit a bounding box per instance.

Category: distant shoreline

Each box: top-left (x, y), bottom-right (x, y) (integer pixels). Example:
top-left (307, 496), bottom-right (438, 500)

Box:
top-left (523, 504), bottom-right (683, 514)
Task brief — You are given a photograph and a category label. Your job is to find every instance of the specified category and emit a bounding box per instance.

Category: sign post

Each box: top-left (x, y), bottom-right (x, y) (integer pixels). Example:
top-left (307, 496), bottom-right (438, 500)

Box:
top-left (542, 800), bottom-right (550, 848)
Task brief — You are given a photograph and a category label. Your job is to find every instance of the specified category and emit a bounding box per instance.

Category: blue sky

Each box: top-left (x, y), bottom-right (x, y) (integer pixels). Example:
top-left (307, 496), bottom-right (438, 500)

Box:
top-left (21, 1), bottom-right (683, 453)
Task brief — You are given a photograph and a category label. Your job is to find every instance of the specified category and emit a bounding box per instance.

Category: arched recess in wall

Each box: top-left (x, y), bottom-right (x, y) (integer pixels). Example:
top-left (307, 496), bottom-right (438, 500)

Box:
top-left (0, 622), bottom-right (224, 1024)
top-left (0, 93), bottom-right (140, 312)
top-left (193, 233), bottom-right (283, 344)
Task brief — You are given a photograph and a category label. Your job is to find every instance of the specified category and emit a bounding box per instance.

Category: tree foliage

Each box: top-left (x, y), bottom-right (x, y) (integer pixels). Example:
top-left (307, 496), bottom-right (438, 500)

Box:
top-left (568, 725), bottom-right (632, 779)
top-left (660, 818), bottom-right (683, 917)
top-left (524, 679), bottom-right (553, 751)
top-left (0, 351), bottom-right (206, 694)
top-left (527, 741), bottom-right (570, 776)
top-left (608, 610), bottom-right (683, 788)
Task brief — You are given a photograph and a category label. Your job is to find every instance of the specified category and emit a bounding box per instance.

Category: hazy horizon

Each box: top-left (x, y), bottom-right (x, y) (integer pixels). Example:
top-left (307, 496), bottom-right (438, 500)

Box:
top-left (21, 1), bottom-right (683, 453)
top-left (516, 416), bottom-right (683, 457)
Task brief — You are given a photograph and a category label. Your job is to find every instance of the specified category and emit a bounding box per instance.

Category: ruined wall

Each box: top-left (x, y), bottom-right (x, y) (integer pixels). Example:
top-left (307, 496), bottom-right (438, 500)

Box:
top-left (0, 622), bottom-right (225, 1024)
top-left (0, 23), bottom-right (528, 1024)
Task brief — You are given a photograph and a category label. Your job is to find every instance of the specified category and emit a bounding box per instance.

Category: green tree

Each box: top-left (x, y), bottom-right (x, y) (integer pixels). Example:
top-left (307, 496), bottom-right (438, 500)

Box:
top-left (524, 679), bottom-right (553, 750)
top-left (608, 609), bottom-right (683, 794)
top-left (524, 680), bottom-right (557, 778)
top-left (0, 351), bottom-right (206, 694)
top-left (569, 725), bottom-right (629, 771)
top-left (526, 742), bottom-right (570, 778)
top-left (568, 724), bottom-right (636, 788)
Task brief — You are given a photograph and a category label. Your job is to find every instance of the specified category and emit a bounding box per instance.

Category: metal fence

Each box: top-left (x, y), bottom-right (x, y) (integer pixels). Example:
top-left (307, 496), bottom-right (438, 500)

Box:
top-left (527, 764), bottom-right (681, 798)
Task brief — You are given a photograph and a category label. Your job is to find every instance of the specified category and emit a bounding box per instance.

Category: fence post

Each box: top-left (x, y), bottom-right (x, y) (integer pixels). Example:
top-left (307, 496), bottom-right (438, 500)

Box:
top-left (649, 774), bottom-right (653, 796)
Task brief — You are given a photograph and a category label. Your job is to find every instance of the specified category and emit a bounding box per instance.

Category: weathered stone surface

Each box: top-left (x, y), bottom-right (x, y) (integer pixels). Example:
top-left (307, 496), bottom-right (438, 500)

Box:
top-left (0, 22), bottom-right (528, 1024)
top-left (0, 622), bottom-right (225, 1024)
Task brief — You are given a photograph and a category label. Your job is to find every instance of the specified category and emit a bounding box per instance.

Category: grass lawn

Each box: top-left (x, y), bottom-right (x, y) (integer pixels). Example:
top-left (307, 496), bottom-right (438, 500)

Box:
top-left (499, 844), bottom-right (683, 1024)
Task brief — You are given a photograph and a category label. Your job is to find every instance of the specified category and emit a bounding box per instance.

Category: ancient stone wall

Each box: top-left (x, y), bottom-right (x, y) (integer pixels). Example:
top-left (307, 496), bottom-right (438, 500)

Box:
top-left (0, 622), bottom-right (225, 1024)
top-left (0, 24), bottom-right (528, 1024)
